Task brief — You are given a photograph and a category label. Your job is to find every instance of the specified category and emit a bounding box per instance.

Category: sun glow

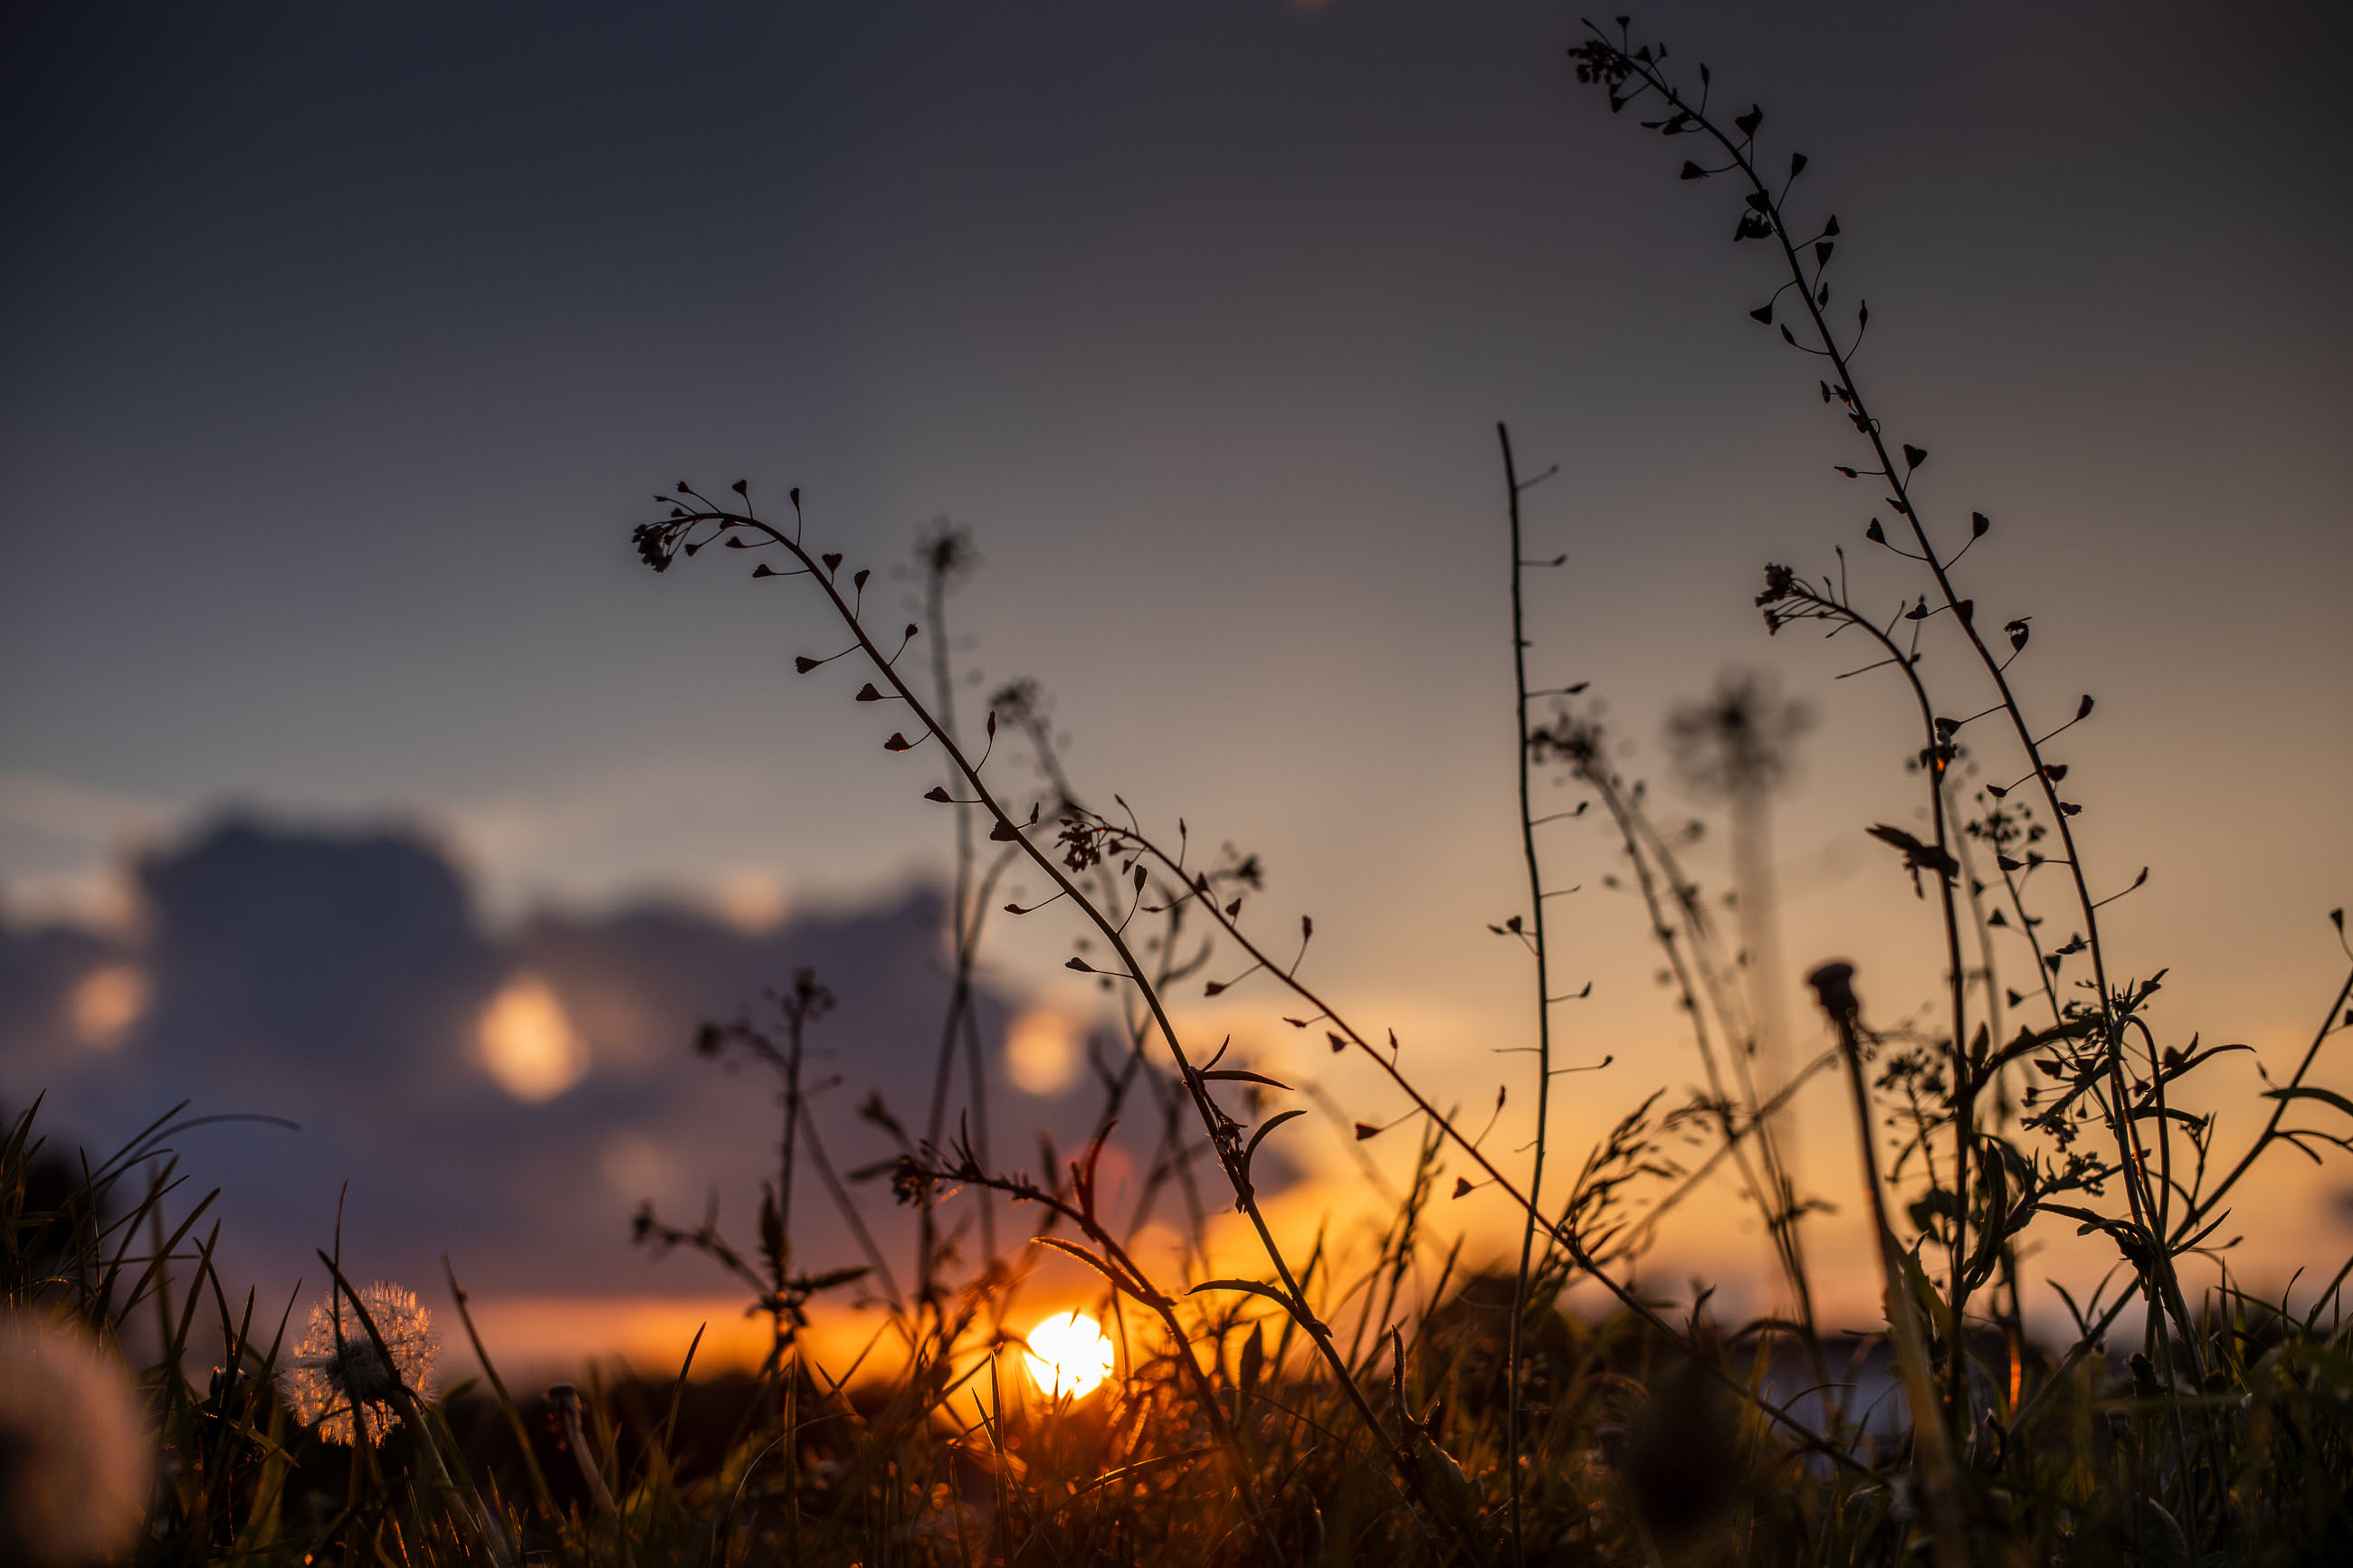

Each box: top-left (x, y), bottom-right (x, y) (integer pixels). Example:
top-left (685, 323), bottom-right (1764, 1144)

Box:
top-left (1022, 1310), bottom-right (1114, 1400)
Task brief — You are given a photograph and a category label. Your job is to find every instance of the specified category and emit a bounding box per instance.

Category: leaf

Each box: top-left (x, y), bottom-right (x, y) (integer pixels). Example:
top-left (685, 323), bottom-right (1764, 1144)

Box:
top-left (1866, 822), bottom-right (1958, 881)
top-left (1680, 160), bottom-right (1707, 180)
top-left (1066, 957), bottom-right (1093, 973)
top-left (1354, 1122), bottom-right (1383, 1141)
top-left (1329, 1031), bottom-right (1348, 1054)
top-left (1199, 1069), bottom-right (1292, 1090)
top-left (853, 568), bottom-right (871, 590)
top-left (989, 820), bottom-right (1022, 841)
top-left (1034, 1236), bottom-right (1159, 1306)
top-left (855, 682), bottom-right (885, 701)
top-left (1865, 518), bottom-right (1885, 543)
top-left (1748, 304), bottom-right (1773, 324)
top-left (923, 787), bottom-right (953, 803)
top-left (1815, 239), bottom-right (1834, 264)
top-left (2075, 694), bottom-right (2095, 720)
top-left (1734, 105), bottom-right (1762, 138)
top-left (1187, 1278), bottom-right (1295, 1313)
top-left (1972, 511), bottom-right (1990, 537)
top-left (795, 656), bottom-right (822, 673)
top-left (1237, 1324), bottom-right (1265, 1398)
top-left (1243, 1110), bottom-right (1307, 1167)
top-left (1903, 444), bottom-right (1927, 469)
top-left (2264, 1086), bottom-right (2353, 1120)
top-left (883, 732), bottom-right (913, 751)
top-left (1789, 151), bottom-right (1807, 177)
top-left (821, 552), bottom-right (843, 574)
top-left (1453, 1177), bottom-right (1475, 1199)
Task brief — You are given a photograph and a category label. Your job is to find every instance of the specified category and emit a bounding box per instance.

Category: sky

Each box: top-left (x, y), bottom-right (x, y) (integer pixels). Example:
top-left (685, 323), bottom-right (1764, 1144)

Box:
top-left (5, 1), bottom-right (2350, 1365)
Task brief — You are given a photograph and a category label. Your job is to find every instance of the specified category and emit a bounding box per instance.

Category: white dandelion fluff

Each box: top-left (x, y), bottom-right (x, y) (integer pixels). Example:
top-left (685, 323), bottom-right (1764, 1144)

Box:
top-left (0, 1311), bottom-right (153, 1568)
top-left (279, 1280), bottom-right (437, 1444)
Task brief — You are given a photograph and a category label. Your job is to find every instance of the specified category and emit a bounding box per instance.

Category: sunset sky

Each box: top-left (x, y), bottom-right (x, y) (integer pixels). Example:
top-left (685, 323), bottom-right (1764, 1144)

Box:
top-left (5, 1), bottom-right (2348, 1365)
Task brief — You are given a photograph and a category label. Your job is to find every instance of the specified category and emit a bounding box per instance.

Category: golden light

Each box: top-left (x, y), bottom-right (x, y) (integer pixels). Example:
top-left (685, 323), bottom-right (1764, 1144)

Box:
top-left (1022, 1309), bottom-right (1115, 1400)
top-left (69, 965), bottom-right (148, 1050)
top-left (1004, 1007), bottom-right (1081, 1096)
top-left (477, 974), bottom-right (588, 1101)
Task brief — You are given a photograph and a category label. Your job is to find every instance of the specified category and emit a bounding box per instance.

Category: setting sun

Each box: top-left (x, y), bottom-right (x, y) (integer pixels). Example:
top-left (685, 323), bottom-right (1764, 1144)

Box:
top-left (1021, 1310), bottom-right (1114, 1401)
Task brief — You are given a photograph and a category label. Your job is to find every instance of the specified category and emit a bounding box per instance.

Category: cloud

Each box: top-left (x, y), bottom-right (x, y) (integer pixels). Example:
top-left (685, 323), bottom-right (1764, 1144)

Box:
top-left (0, 816), bottom-right (1260, 1315)
top-left (0, 772), bottom-right (167, 845)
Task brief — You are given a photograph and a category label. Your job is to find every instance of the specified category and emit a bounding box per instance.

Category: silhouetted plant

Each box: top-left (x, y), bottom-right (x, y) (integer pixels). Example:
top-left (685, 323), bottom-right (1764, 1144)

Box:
top-left (4, 15), bottom-right (2349, 1565)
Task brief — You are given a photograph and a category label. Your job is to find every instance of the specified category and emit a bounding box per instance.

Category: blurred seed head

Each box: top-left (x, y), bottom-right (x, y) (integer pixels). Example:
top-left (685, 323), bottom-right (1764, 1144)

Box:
top-left (279, 1281), bottom-right (437, 1444)
top-left (0, 1311), bottom-right (153, 1568)
top-left (1664, 670), bottom-right (1813, 802)
top-left (1619, 1355), bottom-right (1744, 1544)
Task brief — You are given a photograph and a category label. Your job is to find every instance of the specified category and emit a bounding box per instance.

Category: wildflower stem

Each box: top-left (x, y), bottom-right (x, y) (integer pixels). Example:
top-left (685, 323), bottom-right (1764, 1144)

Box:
top-left (1499, 420), bottom-right (1552, 1568)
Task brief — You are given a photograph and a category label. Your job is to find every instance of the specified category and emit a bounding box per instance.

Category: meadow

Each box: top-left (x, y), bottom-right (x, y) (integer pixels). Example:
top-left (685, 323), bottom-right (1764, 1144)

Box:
top-left (5, 19), bottom-right (2351, 1567)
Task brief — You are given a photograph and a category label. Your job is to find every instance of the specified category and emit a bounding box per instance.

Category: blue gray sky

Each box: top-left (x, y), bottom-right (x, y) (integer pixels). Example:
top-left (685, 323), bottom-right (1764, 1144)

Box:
top-left (5, 2), bottom-right (2349, 1332)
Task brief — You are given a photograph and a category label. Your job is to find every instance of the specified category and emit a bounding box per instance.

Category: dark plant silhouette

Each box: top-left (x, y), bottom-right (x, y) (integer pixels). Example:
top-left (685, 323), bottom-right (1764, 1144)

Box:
top-left (4, 16), bottom-right (2348, 1566)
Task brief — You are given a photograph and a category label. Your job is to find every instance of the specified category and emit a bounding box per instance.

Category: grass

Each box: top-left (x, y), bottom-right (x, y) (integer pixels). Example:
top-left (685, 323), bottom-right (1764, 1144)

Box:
top-left (6, 17), bottom-right (2353, 1566)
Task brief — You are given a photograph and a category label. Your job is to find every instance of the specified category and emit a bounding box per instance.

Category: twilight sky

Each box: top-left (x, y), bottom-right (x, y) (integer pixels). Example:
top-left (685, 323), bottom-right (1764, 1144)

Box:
top-left (5, 1), bottom-right (2349, 1350)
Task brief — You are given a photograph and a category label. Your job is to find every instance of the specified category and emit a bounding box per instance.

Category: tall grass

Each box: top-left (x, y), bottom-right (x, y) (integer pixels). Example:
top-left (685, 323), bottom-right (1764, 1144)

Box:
top-left (7, 18), bottom-right (2352, 1565)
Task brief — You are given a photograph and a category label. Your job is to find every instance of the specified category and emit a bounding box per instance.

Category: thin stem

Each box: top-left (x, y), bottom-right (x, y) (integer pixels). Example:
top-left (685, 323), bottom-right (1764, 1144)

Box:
top-left (1500, 421), bottom-right (1554, 1567)
top-left (679, 509), bottom-right (1416, 1509)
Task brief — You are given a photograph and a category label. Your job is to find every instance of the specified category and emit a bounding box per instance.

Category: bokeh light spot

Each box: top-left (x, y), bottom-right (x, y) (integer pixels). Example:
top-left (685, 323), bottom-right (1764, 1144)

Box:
top-left (69, 965), bottom-right (148, 1050)
top-left (477, 974), bottom-right (587, 1101)
top-left (1005, 1008), bottom-right (1081, 1096)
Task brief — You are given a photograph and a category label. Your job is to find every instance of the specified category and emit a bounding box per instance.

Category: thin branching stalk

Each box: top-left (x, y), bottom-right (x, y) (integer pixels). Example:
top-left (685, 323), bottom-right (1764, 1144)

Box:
top-left (635, 494), bottom-right (1428, 1516)
top-left (1499, 420), bottom-right (1556, 1566)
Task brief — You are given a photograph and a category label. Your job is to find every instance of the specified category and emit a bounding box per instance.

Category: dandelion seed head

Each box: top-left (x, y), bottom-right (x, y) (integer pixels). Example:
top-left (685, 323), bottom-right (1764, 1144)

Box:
top-left (0, 1311), bottom-right (153, 1567)
top-left (279, 1280), bottom-right (437, 1444)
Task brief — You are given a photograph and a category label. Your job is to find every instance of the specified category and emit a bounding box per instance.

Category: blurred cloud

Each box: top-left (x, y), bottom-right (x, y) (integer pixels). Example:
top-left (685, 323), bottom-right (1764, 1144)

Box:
top-left (0, 816), bottom-right (1233, 1315)
top-left (0, 771), bottom-right (166, 844)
